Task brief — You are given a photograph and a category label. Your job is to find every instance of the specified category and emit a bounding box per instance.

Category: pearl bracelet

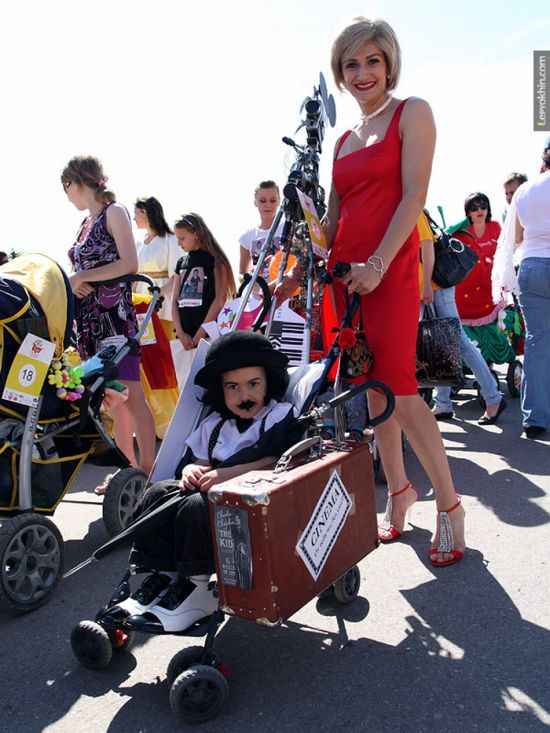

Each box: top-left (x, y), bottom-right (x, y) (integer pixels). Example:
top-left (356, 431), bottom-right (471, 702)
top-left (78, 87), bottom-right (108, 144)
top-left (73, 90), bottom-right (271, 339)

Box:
top-left (366, 255), bottom-right (385, 279)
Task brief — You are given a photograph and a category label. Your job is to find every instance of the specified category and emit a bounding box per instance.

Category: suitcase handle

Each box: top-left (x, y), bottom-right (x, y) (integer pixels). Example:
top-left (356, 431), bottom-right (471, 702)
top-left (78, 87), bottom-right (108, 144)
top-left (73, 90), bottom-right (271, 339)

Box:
top-left (274, 435), bottom-right (322, 473)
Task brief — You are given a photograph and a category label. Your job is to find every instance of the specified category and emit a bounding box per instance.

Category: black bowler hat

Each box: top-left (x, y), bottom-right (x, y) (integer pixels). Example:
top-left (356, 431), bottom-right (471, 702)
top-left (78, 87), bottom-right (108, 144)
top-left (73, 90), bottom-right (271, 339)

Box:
top-left (194, 331), bottom-right (289, 389)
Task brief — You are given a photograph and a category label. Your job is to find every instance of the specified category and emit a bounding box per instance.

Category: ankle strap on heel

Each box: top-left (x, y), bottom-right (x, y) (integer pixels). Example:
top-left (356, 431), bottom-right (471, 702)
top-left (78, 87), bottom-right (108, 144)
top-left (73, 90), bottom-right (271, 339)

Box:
top-left (389, 481), bottom-right (412, 498)
top-left (438, 494), bottom-right (462, 515)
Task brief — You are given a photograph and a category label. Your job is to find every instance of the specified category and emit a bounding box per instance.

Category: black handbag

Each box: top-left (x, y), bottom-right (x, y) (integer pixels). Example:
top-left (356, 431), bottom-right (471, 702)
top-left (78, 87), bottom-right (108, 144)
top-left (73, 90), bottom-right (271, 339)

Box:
top-left (416, 304), bottom-right (464, 387)
top-left (432, 231), bottom-right (479, 289)
top-left (424, 211), bottom-right (479, 289)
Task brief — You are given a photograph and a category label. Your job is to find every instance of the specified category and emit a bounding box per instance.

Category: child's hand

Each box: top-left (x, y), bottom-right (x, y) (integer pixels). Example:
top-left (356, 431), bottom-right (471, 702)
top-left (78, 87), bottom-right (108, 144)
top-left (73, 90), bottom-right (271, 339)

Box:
top-left (192, 327), bottom-right (206, 347)
top-left (196, 466), bottom-right (237, 491)
top-left (179, 464), bottom-right (209, 490)
top-left (180, 332), bottom-right (194, 350)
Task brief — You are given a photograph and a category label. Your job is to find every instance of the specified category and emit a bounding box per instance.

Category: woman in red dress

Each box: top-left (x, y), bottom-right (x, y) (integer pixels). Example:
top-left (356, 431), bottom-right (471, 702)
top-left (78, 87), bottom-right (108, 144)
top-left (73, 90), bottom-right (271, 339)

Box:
top-left (279, 18), bottom-right (465, 566)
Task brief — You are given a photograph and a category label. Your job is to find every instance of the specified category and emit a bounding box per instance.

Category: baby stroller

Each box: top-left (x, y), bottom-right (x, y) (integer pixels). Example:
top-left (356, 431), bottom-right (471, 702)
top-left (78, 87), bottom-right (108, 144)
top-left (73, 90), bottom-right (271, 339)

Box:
top-left (451, 298), bottom-right (525, 407)
top-left (67, 316), bottom-right (394, 723)
top-left (0, 254), bottom-right (158, 612)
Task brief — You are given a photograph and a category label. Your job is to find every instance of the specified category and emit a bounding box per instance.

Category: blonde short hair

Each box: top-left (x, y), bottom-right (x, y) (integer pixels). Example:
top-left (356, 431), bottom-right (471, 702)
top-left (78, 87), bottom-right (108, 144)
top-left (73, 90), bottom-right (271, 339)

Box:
top-left (331, 17), bottom-right (401, 93)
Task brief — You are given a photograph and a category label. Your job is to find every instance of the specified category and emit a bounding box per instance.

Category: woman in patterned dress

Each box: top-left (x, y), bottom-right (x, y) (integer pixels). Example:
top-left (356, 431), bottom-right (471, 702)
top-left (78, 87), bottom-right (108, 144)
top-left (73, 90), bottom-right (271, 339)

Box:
top-left (62, 156), bottom-right (156, 485)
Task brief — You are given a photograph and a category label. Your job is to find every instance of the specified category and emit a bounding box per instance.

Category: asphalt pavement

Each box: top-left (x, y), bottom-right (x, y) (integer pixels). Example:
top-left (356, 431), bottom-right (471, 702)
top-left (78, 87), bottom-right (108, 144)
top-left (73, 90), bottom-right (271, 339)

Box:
top-left (1, 371), bottom-right (549, 733)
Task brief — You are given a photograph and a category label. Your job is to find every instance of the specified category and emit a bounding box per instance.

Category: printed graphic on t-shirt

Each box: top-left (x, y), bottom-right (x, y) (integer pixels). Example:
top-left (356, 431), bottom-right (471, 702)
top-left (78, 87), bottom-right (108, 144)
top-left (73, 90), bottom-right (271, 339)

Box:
top-left (178, 266), bottom-right (205, 308)
top-left (251, 235), bottom-right (281, 266)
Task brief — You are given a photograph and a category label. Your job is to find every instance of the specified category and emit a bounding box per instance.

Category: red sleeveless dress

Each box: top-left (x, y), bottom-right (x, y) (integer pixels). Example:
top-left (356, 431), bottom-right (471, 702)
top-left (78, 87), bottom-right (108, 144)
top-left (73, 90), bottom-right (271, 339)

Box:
top-left (321, 99), bottom-right (420, 396)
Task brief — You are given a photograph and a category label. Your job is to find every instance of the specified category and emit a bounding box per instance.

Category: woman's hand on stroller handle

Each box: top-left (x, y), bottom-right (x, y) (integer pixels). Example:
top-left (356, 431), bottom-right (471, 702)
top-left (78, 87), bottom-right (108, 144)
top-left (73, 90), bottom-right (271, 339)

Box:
top-left (340, 261), bottom-right (383, 296)
top-left (69, 272), bottom-right (95, 299)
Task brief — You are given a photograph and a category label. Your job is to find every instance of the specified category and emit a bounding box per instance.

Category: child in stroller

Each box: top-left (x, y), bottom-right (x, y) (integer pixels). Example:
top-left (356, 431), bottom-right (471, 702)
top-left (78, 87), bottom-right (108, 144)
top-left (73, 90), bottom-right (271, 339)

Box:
top-left (69, 325), bottom-right (394, 723)
top-left (99, 331), bottom-right (295, 633)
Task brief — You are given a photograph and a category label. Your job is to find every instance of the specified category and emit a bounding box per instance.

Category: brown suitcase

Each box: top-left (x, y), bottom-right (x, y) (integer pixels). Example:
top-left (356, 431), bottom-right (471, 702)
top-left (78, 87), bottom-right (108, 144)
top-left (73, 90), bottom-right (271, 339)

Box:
top-left (208, 441), bottom-right (378, 626)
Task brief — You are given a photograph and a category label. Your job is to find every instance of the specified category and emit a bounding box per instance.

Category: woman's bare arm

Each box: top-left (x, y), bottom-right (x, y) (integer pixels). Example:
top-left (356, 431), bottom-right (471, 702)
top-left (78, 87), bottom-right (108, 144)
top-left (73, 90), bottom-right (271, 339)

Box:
top-left (344, 98), bottom-right (436, 295)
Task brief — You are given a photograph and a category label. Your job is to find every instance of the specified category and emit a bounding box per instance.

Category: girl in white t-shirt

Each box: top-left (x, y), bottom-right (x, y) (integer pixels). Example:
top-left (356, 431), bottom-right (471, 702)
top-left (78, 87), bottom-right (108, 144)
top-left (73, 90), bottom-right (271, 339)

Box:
top-left (239, 180), bottom-right (283, 283)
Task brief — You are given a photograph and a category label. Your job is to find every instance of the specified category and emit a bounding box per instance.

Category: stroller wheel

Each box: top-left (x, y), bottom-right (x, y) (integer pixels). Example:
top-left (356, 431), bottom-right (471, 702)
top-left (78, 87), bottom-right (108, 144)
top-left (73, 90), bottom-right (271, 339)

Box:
top-left (170, 665), bottom-right (229, 723)
top-left (71, 620), bottom-right (113, 669)
top-left (0, 513), bottom-right (63, 612)
top-left (332, 565), bottom-right (361, 604)
top-left (506, 360), bottom-right (523, 398)
top-left (102, 468), bottom-right (147, 538)
top-left (167, 645), bottom-right (212, 685)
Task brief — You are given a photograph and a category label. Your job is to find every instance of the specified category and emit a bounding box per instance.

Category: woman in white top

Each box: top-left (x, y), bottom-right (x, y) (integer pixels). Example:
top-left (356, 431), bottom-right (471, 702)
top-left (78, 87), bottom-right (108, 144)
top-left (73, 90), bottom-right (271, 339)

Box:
top-left (134, 196), bottom-right (180, 336)
top-left (514, 141), bottom-right (550, 439)
top-left (134, 196), bottom-right (181, 438)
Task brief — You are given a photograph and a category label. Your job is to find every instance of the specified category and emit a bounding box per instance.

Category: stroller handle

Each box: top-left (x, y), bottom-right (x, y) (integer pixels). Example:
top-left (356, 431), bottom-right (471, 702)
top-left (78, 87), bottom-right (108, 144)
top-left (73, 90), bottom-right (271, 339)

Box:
top-left (236, 273), bottom-right (272, 331)
top-left (326, 379), bottom-right (395, 428)
top-left (95, 274), bottom-right (159, 291)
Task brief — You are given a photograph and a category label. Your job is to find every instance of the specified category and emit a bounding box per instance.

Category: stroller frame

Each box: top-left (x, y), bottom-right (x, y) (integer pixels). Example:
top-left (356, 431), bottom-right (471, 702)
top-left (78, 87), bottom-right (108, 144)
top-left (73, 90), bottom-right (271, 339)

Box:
top-left (69, 356), bottom-right (394, 722)
top-left (0, 266), bottom-right (159, 612)
top-left (67, 77), bottom-right (395, 723)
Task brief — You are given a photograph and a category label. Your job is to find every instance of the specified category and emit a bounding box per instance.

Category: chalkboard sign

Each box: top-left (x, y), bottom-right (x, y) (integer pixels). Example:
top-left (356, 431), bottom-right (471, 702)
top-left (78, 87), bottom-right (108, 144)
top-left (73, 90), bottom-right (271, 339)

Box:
top-left (213, 506), bottom-right (253, 590)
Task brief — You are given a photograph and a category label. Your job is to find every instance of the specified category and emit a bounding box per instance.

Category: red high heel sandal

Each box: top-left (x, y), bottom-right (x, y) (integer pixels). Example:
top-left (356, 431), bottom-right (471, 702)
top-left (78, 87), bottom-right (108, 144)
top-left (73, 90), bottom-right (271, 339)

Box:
top-left (378, 481), bottom-right (417, 543)
top-left (430, 496), bottom-right (464, 567)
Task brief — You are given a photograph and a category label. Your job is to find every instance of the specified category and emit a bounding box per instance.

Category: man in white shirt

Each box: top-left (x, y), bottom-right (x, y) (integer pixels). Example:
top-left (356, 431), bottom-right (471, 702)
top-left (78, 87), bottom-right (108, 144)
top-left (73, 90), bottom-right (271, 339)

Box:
top-left (514, 138), bottom-right (550, 438)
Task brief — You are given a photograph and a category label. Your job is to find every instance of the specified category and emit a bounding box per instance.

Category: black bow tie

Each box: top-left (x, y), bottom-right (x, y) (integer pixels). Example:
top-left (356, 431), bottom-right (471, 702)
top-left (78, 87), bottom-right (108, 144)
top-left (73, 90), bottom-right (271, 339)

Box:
top-left (235, 416), bottom-right (254, 433)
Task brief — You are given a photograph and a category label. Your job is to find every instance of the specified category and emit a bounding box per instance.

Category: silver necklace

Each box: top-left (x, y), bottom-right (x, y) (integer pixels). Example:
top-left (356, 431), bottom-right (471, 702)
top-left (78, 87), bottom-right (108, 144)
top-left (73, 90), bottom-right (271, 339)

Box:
top-left (360, 94), bottom-right (392, 123)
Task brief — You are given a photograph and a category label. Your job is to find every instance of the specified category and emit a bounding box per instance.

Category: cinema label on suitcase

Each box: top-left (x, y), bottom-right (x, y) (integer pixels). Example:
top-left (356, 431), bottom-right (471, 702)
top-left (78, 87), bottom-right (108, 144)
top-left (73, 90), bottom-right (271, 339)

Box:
top-left (213, 506), bottom-right (253, 590)
top-left (296, 470), bottom-right (352, 581)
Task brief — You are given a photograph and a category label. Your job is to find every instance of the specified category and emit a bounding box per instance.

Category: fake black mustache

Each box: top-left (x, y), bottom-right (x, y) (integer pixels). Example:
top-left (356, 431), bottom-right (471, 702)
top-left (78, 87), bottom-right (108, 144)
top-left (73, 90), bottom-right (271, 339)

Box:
top-left (237, 400), bottom-right (256, 411)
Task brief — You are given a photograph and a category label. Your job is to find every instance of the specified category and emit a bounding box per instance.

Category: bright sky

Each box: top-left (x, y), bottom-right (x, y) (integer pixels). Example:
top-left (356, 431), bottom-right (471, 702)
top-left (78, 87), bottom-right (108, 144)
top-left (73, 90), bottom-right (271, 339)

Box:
top-left (2, 0), bottom-right (549, 272)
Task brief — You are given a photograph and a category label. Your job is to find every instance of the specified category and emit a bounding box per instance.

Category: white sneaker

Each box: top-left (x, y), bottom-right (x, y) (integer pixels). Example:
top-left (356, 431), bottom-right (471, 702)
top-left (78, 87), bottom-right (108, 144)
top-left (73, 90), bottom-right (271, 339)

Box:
top-left (141, 575), bottom-right (218, 633)
top-left (105, 572), bottom-right (175, 618)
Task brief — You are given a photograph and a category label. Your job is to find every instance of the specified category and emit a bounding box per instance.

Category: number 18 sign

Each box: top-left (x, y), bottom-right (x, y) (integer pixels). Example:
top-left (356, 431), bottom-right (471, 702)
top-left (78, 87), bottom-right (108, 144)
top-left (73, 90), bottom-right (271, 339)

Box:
top-left (3, 333), bottom-right (56, 407)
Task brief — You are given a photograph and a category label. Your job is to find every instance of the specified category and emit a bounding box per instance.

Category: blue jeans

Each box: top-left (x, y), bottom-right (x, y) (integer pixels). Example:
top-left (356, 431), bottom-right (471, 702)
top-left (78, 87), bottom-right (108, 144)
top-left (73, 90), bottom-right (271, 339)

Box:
top-left (518, 257), bottom-right (550, 428)
top-left (430, 288), bottom-right (501, 413)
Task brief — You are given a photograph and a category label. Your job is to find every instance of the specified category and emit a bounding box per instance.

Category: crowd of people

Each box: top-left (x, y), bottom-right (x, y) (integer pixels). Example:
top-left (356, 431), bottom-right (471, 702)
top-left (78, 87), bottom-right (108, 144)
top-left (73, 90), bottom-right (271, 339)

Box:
top-left (40, 16), bottom-right (547, 629)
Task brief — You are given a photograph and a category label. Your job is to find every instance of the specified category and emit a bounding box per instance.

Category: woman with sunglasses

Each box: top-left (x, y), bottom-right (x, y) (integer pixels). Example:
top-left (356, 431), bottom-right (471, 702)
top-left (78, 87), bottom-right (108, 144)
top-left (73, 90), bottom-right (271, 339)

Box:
top-left (433, 194), bottom-right (507, 424)
top-left (455, 193), bottom-right (503, 326)
top-left (61, 156), bottom-right (156, 491)
top-left (451, 193), bottom-right (510, 424)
